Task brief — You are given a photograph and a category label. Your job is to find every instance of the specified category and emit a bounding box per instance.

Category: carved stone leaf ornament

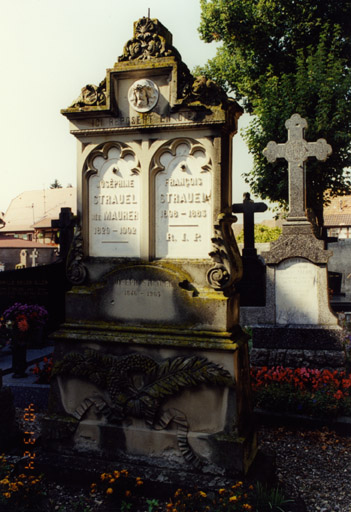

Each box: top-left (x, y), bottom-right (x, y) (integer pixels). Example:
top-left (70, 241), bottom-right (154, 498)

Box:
top-left (119, 17), bottom-right (175, 61)
top-left (53, 350), bottom-right (234, 468)
top-left (183, 76), bottom-right (228, 107)
top-left (69, 79), bottom-right (107, 109)
top-left (66, 224), bottom-right (87, 285)
top-left (207, 212), bottom-right (243, 292)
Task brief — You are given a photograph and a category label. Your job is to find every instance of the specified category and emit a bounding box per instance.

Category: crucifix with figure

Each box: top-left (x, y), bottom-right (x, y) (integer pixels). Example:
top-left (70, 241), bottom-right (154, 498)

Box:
top-left (263, 113), bottom-right (332, 222)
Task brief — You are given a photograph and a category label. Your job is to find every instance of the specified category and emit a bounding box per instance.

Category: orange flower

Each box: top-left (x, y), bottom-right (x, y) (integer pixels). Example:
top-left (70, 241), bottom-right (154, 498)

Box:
top-left (106, 487), bottom-right (113, 495)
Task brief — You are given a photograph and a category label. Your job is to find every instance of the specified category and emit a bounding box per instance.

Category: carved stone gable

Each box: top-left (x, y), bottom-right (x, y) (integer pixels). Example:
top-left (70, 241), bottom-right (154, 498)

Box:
top-left (119, 17), bottom-right (180, 62)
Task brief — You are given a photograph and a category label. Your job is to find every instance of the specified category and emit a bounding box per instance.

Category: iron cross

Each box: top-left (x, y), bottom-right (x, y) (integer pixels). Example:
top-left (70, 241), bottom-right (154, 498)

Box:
top-left (232, 193), bottom-right (267, 257)
top-left (263, 113), bottom-right (332, 221)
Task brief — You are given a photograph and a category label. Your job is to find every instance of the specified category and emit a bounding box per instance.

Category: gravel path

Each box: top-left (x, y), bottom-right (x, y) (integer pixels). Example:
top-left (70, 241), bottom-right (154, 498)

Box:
top-left (259, 425), bottom-right (351, 512)
top-left (13, 410), bottom-right (351, 511)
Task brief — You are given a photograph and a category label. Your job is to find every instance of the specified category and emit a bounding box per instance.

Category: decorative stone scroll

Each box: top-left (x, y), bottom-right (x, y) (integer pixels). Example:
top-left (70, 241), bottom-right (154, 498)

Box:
top-left (86, 143), bottom-right (141, 258)
top-left (153, 139), bottom-right (212, 259)
top-left (263, 113), bottom-right (332, 221)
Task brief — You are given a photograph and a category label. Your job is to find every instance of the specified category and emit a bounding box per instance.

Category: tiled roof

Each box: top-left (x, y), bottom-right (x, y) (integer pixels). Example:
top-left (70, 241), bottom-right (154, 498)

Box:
top-left (0, 237), bottom-right (54, 248)
top-left (324, 214), bottom-right (351, 226)
top-left (2, 188), bottom-right (76, 233)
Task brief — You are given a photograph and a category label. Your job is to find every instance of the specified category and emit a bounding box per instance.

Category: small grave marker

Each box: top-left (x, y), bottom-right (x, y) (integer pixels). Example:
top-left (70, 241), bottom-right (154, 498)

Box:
top-left (29, 249), bottom-right (39, 268)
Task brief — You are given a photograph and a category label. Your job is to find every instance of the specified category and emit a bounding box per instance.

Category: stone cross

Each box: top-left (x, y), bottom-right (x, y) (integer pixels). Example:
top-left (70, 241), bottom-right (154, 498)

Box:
top-left (51, 207), bottom-right (75, 259)
top-left (19, 249), bottom-right (28, 267)
top-left (232, 193), bottom-right (267, 257)
top-left (263, 113), bottom-right (332, 221)
top-left (30, 248), bottom-right (39, 267)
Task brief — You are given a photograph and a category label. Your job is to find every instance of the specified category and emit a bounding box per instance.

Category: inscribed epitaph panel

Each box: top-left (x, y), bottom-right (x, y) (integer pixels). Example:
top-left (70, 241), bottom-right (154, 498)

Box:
top-left (88, 145), bottom-right (141, 257)
top-left (155, 141), bottom-right (212, 259)
top-left (275, 258), bottom-right (319, 324)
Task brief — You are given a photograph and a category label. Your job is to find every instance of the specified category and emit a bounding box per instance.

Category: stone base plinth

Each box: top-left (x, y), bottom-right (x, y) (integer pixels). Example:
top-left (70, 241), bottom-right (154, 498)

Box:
top-left (251, 325), bottom-right (345, 369)
top-left (44, 323), bottom-right (257, 477)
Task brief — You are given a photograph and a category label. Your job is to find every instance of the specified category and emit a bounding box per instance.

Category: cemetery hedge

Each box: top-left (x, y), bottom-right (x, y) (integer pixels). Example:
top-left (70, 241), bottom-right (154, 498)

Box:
top-left (197, 0), bottom-right (351, 226)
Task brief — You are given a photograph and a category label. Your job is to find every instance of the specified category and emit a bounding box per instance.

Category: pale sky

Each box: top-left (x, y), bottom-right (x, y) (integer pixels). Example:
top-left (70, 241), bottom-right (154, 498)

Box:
top-left (0, 0), bottom-right (272, 219)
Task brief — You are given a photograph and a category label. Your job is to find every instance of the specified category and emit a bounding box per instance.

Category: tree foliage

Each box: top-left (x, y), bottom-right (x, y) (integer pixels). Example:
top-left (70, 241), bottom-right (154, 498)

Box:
top-left (50, 179), bottom-right (62, 189)
top-left (198, 0), bottom-right (351, 226)
top-left (237, 224), bottom-right (282, 243)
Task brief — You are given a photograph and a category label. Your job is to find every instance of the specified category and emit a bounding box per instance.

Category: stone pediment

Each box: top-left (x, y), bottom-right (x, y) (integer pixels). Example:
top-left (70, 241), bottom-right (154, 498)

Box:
top-left (61, 17), bottom-right (242, 129)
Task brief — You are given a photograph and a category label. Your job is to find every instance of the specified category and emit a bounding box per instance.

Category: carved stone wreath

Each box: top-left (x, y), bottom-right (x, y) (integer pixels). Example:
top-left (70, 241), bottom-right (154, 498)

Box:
top-left (53, 350), bottom-right (234, 468)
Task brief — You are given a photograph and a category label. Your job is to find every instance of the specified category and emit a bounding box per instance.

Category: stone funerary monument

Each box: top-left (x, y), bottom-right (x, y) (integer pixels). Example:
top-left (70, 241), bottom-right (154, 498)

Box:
top-left (242, 113), bottom-right (345, 370)
top-left (43, 18), bottom-right (257, 479)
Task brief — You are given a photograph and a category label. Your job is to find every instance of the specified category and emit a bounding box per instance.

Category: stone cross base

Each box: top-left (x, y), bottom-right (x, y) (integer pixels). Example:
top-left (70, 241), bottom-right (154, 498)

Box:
top-left (250, 326), bottom-right (345, 370)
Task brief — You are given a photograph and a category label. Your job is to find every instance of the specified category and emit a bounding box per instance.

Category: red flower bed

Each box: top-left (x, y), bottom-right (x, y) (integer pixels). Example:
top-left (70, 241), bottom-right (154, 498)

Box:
top-left (250, 366), bottom-right (351, 417)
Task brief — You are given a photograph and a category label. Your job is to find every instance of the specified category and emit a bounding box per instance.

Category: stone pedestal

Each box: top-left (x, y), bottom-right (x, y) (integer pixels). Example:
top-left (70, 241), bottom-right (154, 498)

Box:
top-left (45, 260), bottom-right (256, 476)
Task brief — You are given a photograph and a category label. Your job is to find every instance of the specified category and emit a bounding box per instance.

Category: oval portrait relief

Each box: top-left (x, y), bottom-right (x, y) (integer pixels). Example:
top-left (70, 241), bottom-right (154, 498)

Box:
top-left (128, 79), bottom-right (159, 113)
